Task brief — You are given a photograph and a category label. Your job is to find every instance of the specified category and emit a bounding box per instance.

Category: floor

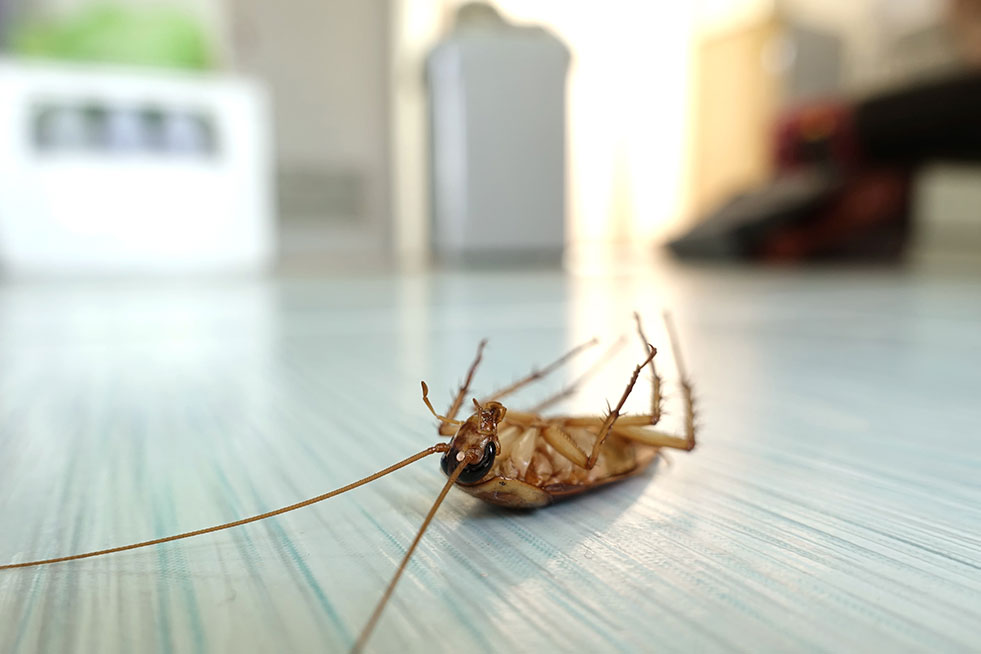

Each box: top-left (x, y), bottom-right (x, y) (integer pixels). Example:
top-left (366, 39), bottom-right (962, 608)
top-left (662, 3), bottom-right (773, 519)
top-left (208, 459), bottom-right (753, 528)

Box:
top-left (0, 258), bottom-right (979, 652)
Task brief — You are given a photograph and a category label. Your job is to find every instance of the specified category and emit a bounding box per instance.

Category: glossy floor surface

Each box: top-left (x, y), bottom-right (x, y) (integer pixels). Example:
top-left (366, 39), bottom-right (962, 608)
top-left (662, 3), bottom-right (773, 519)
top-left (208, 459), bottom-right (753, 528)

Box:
top-left (1, 260), bottom-right (979, 652)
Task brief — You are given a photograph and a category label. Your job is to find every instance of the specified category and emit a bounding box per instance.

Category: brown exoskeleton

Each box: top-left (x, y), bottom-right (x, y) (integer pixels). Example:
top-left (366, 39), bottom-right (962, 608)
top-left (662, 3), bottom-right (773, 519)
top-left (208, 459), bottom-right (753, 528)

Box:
top-left (0, 313), bottom-right (697, 652)
top-left (427, 314), bottom-right (695, 509)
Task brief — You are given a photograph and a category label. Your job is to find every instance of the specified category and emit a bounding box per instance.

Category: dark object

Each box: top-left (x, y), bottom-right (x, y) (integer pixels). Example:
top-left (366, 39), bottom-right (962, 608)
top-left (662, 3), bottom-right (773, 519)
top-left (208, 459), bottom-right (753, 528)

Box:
top-left (856, 71), bottom-right (981, 165)
top-left (671, 71), bottom-right (981, 261)
top-left (670, 168), bottom-right (912, 262)
top-left (669, 170), bottom-right (840, 260)
top-left (442, 440), bottom-right (497, 484)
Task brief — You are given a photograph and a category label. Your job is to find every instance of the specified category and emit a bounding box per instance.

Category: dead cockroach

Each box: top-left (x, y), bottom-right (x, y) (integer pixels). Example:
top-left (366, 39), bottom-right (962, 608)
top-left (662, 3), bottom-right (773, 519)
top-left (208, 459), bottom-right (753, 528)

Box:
top-left (0, 312), bottom-right (697, 652)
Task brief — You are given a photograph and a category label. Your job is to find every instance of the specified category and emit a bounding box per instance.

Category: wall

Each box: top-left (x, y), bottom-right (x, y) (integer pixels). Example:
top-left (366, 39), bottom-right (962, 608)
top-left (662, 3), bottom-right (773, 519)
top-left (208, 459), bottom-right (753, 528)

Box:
top-left (688, 14), bottom-right (781, 222)
top-left (230, 0), bottom-right (391, 265)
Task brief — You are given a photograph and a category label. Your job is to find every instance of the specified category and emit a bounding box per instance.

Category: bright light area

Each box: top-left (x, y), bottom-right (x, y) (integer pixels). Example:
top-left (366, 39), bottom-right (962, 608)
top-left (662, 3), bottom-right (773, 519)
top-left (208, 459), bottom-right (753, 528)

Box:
top-left (489, 2), bottom-right (698, 250)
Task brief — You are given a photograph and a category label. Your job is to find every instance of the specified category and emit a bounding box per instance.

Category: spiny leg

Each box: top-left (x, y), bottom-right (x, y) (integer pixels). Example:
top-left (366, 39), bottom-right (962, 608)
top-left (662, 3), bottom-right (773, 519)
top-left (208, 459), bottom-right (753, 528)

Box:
top-left (610, 311), bottom-right (696, 451)
top-left (610, 424), bottom-right (695, 451)
top-left (663, 310), bottom-right (696, 450)
top-left (585, 345), bottom-right (657, 469)
top-left (633, 312), bottom-right (662, 424)
top-left (529, 336), bottom-right (626, 413)
top-left (440, 339), bottom-right (487, 436)
top-left (481, 337), bottom-right (600, 404)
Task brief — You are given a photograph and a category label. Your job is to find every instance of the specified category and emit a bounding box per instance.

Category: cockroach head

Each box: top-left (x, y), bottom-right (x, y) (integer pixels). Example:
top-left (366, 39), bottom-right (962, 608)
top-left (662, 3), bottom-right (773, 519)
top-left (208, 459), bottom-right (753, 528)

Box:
top-left (439, 400), bottom-right (506, 485)
top-left (473, 398), bottom-right (507, 434)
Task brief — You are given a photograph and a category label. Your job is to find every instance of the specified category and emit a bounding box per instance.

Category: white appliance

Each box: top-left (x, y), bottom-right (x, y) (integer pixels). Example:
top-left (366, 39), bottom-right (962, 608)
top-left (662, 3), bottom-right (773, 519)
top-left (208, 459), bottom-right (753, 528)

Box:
top-left (0, 60), bottom-right (274, 275)
top-left (427, 14), bottom-right (569, 261)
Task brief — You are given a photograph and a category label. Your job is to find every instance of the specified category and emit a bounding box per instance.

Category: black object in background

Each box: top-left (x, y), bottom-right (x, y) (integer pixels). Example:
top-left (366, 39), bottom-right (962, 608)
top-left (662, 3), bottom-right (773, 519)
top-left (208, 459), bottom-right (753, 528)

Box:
top-left (668, 171), bottom-right (839, 259)
top-left (856, 71), bottom-right (981, 165)
top-left (670, 71), bottom-right (981, 262)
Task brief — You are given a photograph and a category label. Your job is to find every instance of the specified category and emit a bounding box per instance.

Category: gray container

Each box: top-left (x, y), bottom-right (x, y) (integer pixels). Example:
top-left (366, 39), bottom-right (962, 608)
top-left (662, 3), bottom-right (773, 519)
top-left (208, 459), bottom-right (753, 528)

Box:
top-left (427, 6), bottom-right (570, 263)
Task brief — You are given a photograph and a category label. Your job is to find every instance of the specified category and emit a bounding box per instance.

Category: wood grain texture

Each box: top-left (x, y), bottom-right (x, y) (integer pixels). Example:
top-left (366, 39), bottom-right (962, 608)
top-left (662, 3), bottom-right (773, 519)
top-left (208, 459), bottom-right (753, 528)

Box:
top-left (1, 262), bottom-right (980, 653)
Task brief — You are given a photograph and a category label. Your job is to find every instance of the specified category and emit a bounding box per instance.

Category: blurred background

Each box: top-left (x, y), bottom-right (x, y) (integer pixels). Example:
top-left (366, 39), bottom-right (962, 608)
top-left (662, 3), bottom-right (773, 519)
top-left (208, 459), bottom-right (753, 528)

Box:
top-left (3, 4), bottom-right (981, 652)
top-left (0, 0), bottom-right (978, 275)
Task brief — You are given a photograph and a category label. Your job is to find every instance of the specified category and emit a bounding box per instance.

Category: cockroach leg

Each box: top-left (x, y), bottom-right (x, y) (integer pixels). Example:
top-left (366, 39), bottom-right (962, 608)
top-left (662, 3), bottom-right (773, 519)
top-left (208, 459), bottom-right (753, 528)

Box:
top-left (529, 335), bottom-right (627, 413)
top-left (440, 339), bottom-right (487, 435)
top-left (541, 423), bottom-right (589, 468)
top-left (609, 424), bottom-right (695, 451)
top-left (481, 337), bottom-right (600, 404)
top-left (585, 345), bottom-right (657, 469)
top-left (633, 312), bottom-right (662, 425)
top-left (610, 312), bottom-right (697, 452)
top-left (662, 310), bottom-right (696, 451)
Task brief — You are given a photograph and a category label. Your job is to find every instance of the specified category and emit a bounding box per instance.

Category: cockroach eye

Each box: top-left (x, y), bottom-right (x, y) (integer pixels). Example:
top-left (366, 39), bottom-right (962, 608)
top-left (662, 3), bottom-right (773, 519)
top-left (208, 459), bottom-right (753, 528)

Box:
top-left (441, 441), bottom-right (496, 485)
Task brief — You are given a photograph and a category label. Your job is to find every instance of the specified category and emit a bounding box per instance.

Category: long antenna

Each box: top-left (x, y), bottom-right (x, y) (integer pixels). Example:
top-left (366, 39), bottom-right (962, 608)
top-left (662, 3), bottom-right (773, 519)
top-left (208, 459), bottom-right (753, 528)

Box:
top-left (0, 444), bottom-right (450, 571)
top-left (352, 459), bottom-right (466, 652)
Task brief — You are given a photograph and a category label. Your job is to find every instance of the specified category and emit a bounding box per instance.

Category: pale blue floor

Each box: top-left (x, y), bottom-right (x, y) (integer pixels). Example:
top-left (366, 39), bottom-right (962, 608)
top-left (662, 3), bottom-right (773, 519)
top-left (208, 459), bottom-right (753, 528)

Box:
top-left (0, 260), bottom-right (979, 652)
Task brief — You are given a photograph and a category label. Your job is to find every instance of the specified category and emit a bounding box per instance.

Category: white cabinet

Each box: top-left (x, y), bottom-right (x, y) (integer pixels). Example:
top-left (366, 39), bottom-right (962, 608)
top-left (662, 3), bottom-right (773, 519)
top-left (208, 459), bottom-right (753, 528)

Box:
top-left (0, 60), bottom-right (273, 274)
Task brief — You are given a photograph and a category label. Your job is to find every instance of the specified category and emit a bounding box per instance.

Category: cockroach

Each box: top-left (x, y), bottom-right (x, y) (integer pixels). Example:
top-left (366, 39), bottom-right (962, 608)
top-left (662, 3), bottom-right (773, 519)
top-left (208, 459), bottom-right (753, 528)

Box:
top-left (1, 313), bottom-right (697, 652)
